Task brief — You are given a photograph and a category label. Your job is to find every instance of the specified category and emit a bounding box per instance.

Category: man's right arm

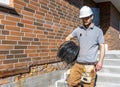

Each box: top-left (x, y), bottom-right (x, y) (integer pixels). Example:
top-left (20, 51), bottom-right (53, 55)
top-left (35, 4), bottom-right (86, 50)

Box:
top-left (65, 34), bottom-right (73, 41)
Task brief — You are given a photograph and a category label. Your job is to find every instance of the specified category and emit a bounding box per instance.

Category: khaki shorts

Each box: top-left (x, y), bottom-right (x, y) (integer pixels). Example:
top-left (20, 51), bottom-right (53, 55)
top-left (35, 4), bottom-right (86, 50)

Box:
top-left (67, 63), bottom-right (96, 87)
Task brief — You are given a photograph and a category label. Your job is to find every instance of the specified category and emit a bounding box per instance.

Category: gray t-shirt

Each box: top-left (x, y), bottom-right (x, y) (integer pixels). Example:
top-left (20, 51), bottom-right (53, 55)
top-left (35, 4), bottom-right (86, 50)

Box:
top-left (71, 24), bottom-right (104, 63)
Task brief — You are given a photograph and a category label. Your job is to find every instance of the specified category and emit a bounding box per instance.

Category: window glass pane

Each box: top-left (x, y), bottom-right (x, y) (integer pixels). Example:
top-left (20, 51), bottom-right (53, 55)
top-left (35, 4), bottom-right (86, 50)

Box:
top-left (92, 8), bottom-right (100, 27)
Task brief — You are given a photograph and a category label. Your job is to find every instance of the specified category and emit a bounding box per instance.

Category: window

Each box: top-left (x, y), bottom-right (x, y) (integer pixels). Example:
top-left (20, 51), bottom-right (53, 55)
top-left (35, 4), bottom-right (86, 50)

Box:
top-left (92, 8), bottom-right (100, 27)
top-left (0, 0), bottom-right (10, 5)
top-left (0, 0), bottom-right (19, 16)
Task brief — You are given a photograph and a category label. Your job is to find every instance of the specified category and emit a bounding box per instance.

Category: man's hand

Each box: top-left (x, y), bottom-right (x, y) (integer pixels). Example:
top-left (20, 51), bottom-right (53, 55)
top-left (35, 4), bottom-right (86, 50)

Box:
top-left (65, 34), bottom-right (73, 41)
top-left (96, 61), bottom-right (103, 71)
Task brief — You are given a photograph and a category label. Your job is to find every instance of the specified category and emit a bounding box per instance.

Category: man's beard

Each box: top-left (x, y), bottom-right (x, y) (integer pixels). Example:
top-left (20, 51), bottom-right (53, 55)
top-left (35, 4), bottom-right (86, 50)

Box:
top-left (83, 22), bottom-right (91, 28)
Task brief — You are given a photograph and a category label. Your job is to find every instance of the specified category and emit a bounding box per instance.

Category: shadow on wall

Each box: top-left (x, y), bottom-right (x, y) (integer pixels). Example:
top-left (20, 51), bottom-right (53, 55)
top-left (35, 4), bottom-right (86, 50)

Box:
top-left (64, 0), bottom-right (83, 8)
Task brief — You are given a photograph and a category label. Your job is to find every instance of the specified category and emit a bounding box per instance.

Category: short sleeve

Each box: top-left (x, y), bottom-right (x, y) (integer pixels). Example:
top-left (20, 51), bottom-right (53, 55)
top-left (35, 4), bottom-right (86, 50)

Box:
top-left (71, 28), bottom-right (79, 37)
top-left (98, 29), bottom-right (104, 44)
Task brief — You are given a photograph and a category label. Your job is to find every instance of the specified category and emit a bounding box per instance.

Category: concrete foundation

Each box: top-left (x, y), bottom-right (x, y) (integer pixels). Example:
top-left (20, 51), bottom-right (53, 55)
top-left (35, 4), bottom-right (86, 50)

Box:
top-left (0, 70), bottom-right (66, 87)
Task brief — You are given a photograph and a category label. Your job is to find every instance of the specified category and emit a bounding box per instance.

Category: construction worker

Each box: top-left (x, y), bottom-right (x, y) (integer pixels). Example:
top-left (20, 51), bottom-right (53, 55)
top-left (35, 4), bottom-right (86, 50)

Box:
top-left (66, 6), bottom-right (105, 87)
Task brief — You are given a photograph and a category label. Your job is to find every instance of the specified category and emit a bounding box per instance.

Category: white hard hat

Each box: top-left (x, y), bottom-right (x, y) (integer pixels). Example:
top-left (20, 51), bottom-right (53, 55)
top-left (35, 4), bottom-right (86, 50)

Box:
top-left (79, 6), bottom-right (93, 18)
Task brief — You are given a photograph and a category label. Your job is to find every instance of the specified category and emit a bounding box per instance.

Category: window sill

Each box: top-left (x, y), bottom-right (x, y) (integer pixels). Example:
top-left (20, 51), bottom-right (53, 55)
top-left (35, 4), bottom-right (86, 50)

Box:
top-left (0, 3), bottom-right (19, 16)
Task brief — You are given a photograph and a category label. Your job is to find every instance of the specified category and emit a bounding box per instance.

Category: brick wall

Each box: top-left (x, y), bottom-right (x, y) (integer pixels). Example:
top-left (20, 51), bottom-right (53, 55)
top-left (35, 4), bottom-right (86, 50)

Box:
top-left (0, 0), bottom-right (119, 85)
top-left (109, 4), bottom-right (120, 50)
top-left (0, 0), bottom-right (81, 79)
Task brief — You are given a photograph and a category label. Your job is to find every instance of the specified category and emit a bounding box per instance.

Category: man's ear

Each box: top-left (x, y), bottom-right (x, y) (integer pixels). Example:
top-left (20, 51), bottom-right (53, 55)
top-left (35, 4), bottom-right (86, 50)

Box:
top-left (91, 15), bottom-right (94, 20)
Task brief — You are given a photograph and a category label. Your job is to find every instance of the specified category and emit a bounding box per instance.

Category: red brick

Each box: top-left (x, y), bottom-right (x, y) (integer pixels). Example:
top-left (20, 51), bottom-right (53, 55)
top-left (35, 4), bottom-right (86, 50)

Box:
top-left (18, 41), bottom-right (30, 45)
top-left (39, 0), bottom-right (48, 6)
top-left (17, 22), bottom-right (24, 27)
top-left (44, 24), bottom-right (52, 28)
top-left (6, 16), bottom-right (20, 22)
top-left (49, 45), bottom-right (57, 49)
top-left (28, 4), bottom-right (38, 10)
top-left (34, 38), bottom-right (39, 41)
top-left (36, 11), bottom-right (45, 16)
top-left (34, 30), bottom-right (44, 34)
top-left (2, 40), bottom-right (17, 44)
top-left (0, 24), bottom-right (4, 29)
top-left (28, 46), bottom-right (39, 49)
top-left (3, 59), bottom-right (18, 64)
top-left (25, 33), bottom-right (36, 37)
top-left (21, 19), bottom-right (33, 24)
top-left (1, 20), bottom-right (16, 25)
top-left (15, 54), bottom-right (27, 58)
top-left (39, 8), bottom-right (47, 13)
top-left (0, 55), bottom-right (5, 59)
top-left (0, 35), bottom-right (5, 39)
top-left (6, 55), bottom-right (14, 59)
top-left (6, 36), bottom-right (21, 40)
top-left (34, 14), bottom-right (44, 19)
top-left (0, 14), bottom-right (4, 19)
top-left (0, 64), bottom-right (13, 70)
top-left (22, 10), bottom-right (34, 17)
top-left (14, 3), bottom-right (24, 10)
top-left (14, 8), bottom-right (21, 13)
top-left (14, 0), bottom-right (26, 6)
top-left (15, 62), bottom-right (28, 68)
top-left (0, 67), bottom-right (29, 78)
top-left (15, 46), bottom-right (27, 49)
top-left (25, 49), bottom-right (37, 53)
top-left (21, 28), bottom-right (33, 33)
top-left (39, 53), bottom-right (49, 57)
top-left (32, 57), bottom-right (41, 61)
top-left (10, 31), bottom-right (24, 36)
top-left (0, 46), bottom-right (13, 50)
top-left (10, 50), bottom-right (24, 54)
top-left (31, 42), bottom-right (41, 45)
top-left (40, 39), bottom-right (48, 43)
top-left (37, 34), bottom-right (46, 38)
top-left (22, 37), bottom-right (33, 41)
top-left (23, 15), bottom-right (35, 21)
top-left (25, 24), bottom-right (35, 29)
top-left (2, 30), bottom-right (9, 35)
top-left (0, 59), bottom-right (2, 64)
top-left (19, 58), bottom-right (31, 62)
top-left (0, 50), bottom-right (9, 54)
top-left (6, 25), bottom-right (20, 31)
top-left (46, 13), bottom-right (53, 19)
top-left (30, 0), bottom-right (40, 7)
top-left (24, 7), bottom-right (35, 13)
top-left (41, 4), bottom-right (49, 11)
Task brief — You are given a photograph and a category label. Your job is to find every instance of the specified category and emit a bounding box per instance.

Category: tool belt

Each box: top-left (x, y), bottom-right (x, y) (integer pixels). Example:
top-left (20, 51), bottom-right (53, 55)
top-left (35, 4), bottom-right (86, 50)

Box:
top-left (81, 65), bottom-right (96, 84)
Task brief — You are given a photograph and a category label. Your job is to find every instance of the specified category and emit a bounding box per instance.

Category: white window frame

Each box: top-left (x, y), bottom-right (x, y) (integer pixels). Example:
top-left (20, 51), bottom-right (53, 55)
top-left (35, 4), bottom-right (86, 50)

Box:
top-left (0, 0), bottom-right (10, 5)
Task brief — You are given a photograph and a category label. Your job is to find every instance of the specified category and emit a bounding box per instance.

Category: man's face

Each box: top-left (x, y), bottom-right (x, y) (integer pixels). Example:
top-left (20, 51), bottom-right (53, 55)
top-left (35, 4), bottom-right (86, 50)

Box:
top-left (82, 15), bottom-right (93, 26)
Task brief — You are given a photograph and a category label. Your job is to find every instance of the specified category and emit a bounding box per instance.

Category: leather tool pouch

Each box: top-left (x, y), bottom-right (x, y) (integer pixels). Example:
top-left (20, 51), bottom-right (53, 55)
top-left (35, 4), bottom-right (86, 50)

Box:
top-left (81, 65), bottom-right (95, 84)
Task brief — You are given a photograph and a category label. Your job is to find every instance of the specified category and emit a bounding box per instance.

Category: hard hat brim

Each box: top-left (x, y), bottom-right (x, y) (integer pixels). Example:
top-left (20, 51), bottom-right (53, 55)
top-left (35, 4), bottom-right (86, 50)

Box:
top-left (79, 13), bottom-right (93, 18)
